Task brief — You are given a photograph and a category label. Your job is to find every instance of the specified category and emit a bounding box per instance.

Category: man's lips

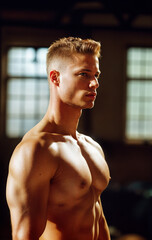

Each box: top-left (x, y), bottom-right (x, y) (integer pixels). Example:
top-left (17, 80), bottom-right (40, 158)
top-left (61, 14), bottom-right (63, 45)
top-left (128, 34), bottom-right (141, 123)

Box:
top-left (86, 92), bottom-right (97, 97)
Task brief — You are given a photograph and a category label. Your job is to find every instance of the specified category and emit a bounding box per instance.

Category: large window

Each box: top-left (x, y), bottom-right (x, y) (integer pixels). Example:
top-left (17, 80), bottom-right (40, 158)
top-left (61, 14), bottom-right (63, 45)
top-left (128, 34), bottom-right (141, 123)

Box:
top-left (6, 47), bottom-right (49, 138)
top-left (126, 47), bottom-right (152, 142)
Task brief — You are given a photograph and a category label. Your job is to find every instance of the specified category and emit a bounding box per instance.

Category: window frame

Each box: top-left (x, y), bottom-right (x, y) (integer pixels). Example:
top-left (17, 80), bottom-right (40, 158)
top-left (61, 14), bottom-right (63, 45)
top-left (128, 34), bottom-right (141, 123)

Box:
top-left (5, 46), bottom-right (49, 138)
top-left (0, 43), bottom-right (50, 139)
top-left (125, 45), bottom-right (152, 144)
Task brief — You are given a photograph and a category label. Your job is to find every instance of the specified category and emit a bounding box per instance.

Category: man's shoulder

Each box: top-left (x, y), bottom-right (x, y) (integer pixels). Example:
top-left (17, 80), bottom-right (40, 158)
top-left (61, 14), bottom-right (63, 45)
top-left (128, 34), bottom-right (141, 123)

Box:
top-left (79, 133), bottom-right (105, 157)
top-left (79, 133), bottom-right (99, 146)
top-left (9, 132), bottom-right (58, 178)
top-left (16, 132), bottom-right (48, 157)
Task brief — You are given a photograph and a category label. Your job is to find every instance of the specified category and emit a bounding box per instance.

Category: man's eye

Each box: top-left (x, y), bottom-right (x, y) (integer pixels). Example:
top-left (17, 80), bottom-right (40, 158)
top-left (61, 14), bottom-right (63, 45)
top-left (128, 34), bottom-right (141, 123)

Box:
top-left (79, 73), bottom-right (87, 76)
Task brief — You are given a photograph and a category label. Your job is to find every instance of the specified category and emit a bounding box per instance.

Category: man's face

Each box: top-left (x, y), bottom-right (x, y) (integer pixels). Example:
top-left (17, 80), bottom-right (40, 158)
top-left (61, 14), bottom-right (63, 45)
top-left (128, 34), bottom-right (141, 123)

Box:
top-left (58, 53), bottom-right (100, 109)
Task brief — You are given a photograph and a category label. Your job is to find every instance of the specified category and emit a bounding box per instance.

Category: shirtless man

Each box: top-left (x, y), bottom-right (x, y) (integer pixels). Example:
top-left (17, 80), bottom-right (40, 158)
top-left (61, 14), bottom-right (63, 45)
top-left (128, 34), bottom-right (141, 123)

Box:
top-left (6, 37), bottom-right (111, 240)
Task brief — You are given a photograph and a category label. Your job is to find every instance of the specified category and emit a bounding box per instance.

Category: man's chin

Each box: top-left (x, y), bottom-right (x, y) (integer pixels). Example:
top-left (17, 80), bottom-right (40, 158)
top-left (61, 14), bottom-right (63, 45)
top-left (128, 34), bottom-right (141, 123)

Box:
top-left (82, 103), bottom-right (95, 109)
top-left (69, 101), bottom-right (95, 109)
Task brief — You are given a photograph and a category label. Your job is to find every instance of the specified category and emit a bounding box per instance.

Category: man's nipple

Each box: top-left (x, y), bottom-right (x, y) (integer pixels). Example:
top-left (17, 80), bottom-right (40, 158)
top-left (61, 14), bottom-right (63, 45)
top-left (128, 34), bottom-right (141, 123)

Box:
top-left (80, 180), bottom-right (87, 189)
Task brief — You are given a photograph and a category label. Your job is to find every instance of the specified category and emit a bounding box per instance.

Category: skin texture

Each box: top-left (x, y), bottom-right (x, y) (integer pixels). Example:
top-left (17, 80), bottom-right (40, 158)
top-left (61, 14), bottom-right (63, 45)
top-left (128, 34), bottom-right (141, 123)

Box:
top-left (6, 53), bottom-right (111, 240)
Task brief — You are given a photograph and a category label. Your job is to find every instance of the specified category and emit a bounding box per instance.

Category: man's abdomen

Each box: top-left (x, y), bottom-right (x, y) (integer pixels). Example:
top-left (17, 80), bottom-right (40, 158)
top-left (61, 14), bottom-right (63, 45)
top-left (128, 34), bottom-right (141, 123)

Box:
top-left (40, 198), bottom-right (101, 240)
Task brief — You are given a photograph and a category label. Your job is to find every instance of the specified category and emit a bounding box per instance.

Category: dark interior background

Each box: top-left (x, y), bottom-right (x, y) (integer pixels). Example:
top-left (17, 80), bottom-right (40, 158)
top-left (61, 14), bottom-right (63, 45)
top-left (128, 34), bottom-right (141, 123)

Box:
top-left (0, 0), bottom-right (152, 239)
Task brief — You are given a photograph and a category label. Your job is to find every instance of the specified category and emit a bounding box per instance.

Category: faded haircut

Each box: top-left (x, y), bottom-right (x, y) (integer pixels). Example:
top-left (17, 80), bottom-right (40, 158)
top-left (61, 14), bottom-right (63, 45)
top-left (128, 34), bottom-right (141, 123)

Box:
top-left (46, 37), bottom-right (101, 75)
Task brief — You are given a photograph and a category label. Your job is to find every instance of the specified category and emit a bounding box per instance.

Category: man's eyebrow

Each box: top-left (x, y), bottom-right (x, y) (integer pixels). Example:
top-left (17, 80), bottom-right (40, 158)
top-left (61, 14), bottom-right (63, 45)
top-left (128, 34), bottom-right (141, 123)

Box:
top-left (79, 68), bottom-right (101, 74)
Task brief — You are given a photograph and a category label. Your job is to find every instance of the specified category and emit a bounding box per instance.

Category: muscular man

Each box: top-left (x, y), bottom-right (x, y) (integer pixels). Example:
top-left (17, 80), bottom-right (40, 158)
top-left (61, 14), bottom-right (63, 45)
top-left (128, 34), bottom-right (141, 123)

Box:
top-left (6, 37), bottom-right (111, 240)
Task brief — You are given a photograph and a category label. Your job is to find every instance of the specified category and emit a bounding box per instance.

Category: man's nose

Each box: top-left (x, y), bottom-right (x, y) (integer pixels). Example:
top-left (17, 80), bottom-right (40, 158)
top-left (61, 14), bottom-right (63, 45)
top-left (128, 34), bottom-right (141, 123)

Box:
top-left (89, 78), bottom-right (99, 89)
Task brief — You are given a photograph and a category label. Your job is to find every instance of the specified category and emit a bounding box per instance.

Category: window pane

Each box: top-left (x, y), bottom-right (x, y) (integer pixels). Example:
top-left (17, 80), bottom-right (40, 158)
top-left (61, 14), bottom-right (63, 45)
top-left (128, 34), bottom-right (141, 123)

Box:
top-left (23, 119), bottom-right (38, 134)
top-left (145, 81), bottom-right (152, 96)
top-left (127, 100), bottom-right (140, 116)
top-left (39, 99), bottom-right (48, 115)
top-left (126, 47), bottom-right (152, 141)
top-left (6, 118), bottom-right (22, 137)
top-left (7, 78), bottom-right (23, 96)
top-left (145, 65), bottom-right (152, 78)
top-left (7, 99), bottom-right (21, 116)
top-left (39, 79), bottom-right (49, 96)
top-left (127, 81), bottom-right (141, 98)
top-left (6, 47), bottom-right (48, 137)
top-left (37, 48), bottom-right (48, 76)
top-left (126, 81), bottom-right (152, 140)
top-left (126, 119), bottom-right (139, 138)
top-left (127, 48), bottom-right (152, 79)
top-left (24, 98), bottom-right (36, 114)
top-left (24, 79), bottom-right (36, 96)
top-left (7, 47), bottom-right (47, 77)
top-left (144, 101), bottom-right (152, 116)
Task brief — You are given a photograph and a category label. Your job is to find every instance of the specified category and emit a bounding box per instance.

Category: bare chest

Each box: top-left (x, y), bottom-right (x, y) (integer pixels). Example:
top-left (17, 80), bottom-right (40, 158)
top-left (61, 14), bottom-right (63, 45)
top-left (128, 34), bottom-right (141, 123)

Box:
top-left (48, 138), bottom-right (110, 207)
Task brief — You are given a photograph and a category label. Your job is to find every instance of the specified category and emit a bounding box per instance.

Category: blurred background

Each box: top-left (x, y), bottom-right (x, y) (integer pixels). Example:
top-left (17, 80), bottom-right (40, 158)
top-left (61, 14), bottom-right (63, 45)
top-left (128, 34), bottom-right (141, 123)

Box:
top-left (0, 0), bottom-right (152, 239)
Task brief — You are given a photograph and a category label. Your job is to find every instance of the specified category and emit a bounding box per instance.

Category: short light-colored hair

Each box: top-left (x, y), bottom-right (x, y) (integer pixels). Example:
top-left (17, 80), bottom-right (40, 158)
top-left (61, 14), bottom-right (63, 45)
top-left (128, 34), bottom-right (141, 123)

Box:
top-left (46, 36), bottom-right (101, 74)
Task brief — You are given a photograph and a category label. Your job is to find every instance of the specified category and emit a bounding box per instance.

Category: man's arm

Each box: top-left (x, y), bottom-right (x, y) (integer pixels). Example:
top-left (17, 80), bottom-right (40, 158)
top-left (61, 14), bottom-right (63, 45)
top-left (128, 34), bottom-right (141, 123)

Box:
top-left (98, 198), bottom-right (111, 240)
top-left (6, 139), bottom-right (56, 240)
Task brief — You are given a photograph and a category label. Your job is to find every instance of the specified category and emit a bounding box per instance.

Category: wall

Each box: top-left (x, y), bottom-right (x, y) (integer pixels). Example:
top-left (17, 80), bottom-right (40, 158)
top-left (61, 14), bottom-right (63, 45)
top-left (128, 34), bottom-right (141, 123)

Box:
top-left (1, 25), bottom-right (152, 181)
top-left (0, 20), bottom-right (152, 239)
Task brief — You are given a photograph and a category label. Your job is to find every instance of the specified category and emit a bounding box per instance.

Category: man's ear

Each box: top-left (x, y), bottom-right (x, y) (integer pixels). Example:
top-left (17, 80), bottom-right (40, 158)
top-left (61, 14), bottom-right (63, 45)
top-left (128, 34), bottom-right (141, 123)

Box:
top-left (50, 70), bottom-right (60, 86)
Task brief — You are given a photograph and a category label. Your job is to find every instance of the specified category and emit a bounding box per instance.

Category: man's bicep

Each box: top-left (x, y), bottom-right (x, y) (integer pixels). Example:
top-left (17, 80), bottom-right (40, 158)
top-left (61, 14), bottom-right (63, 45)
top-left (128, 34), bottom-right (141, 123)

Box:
top-left (7, 169), bottom-right (50, 217)
top-left (7, 174), bottom-right (49, 240)
top-left (6, 143), bottom-right (51, 239)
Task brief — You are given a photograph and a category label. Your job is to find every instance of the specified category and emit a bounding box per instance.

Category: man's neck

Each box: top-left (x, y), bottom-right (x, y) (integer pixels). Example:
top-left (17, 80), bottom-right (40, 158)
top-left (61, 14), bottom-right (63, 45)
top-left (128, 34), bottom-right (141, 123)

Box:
top-left (41, 100), bottom-right (82, 139)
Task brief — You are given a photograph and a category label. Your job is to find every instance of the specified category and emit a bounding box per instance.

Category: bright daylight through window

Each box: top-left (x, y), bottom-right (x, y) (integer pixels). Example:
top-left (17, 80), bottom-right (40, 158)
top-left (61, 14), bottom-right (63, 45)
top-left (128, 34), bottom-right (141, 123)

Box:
top-left (6, 47), bottom-right (49, 137)
top-left (126, 47), bottom-right (152, 142)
